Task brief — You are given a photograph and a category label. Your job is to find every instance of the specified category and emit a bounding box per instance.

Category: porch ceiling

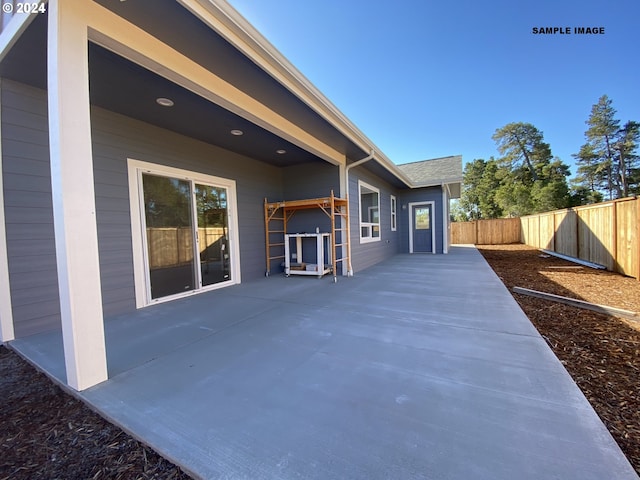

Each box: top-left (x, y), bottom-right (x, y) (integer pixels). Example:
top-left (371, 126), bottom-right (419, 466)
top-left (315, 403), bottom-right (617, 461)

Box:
top-left (0, 6), bottom-right (366, 168)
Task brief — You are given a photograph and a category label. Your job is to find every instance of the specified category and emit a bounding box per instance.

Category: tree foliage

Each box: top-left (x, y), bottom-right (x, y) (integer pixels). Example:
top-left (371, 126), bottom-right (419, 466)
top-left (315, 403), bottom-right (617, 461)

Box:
top-left (573, 95), bottom-right (639, 199)
top-left (460, 123), bottom-right (571, 218)
top-left (460, 158), bottom-right (503, 219)
top-left (457, 96), bottom-right (637, 221)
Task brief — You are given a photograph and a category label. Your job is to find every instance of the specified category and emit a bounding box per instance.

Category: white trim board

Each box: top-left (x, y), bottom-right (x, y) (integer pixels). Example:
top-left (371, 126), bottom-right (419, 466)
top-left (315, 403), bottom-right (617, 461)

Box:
top-left (127, 159), bottom-right (241, 308)
top-left (357, 179), bottom-right (381, 244)
top-left (0, 79), bottom-right (15, 342)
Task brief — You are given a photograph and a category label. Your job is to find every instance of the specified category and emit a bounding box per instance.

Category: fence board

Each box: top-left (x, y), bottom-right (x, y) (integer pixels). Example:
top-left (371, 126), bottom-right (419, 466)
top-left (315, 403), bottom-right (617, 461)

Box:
top-left (146, 227), bottom-right (224, 269)
top-left (452, 197), bottom-right (639, 278)
top-left (451, 221), bottom-right (476, 244)
top-left (451, 218), bottom-right (520, 245)
top-left (538, 214), bottom-right (553, 250)
top-left (615, 200), bottom-right (638, 277)
top-left (576, 203), bottom-right (616, 271)
top-left (554, 209), bottom-right (578, 257)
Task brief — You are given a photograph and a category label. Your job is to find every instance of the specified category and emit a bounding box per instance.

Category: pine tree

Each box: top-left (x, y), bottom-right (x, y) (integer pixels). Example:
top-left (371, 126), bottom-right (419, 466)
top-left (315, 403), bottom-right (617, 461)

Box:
top-left (582, 95), bottom-right (621, 199)
top-left (615, 120), bottom-right (640, 196)
top-left (492, 122), bottom-right (570, 215)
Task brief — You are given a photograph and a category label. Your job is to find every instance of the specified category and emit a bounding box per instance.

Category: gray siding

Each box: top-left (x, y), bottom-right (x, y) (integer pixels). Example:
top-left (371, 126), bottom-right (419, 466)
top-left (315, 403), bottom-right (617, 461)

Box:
top-left (398, 187), bottom-right (445, 254)
top-left (1, 79), bottom-right (60, 337)
top-left (2, 79), bottom-right (285, 336)
top-left (281, 162), bottom-right (340, 236)
top-left (1, 78), bottom-right (451, 340)
top-left (349, 167), bottom-right (399, 272)
top-left (91, 107), bottom-right (284, 316)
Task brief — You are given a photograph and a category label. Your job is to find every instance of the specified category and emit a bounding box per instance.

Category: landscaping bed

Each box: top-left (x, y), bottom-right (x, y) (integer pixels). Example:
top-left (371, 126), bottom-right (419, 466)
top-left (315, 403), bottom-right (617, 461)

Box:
top-left (478, 244), bottom-right (640, 475)
top-left (0, 346), bottom-right (192, 480)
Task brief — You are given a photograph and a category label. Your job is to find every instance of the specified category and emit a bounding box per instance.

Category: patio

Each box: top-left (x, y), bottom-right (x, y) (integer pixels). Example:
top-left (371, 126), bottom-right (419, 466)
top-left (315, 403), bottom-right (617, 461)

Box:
top-left (10, 246), bottom-right (638, 479)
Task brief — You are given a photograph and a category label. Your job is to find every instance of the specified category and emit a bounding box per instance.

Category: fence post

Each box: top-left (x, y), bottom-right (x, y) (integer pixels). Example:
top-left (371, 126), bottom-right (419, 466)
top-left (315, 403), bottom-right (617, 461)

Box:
top-left (612, 201), bottom-right (618, 273)
top-left (475, 220), bottom-right (479, 245)
top-left (637, 197), bottom-right (640, 281)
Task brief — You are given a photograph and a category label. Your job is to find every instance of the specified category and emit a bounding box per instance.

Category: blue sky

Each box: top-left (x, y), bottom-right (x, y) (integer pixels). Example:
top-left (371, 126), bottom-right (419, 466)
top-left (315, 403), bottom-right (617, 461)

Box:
top-left (227, 0), bottom-right (639, 175)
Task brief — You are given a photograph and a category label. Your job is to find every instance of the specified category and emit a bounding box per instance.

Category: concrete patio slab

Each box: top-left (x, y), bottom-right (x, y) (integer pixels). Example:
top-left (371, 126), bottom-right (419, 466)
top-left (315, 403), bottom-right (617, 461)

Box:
top-left (10, 246), bottom-right (639, 479)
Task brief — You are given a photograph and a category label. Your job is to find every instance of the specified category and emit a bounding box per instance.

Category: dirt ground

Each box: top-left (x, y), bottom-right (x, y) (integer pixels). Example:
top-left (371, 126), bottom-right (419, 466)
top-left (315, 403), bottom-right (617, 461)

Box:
top-left (478, 244), bottom-right (640, 475)
top-left (1, 243), bottom-right (638, 477)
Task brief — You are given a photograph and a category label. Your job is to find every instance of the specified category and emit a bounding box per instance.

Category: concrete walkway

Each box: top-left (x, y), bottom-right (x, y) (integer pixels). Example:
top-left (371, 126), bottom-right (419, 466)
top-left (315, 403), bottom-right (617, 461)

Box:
top-left (11, 246), bottom-right (638, 479)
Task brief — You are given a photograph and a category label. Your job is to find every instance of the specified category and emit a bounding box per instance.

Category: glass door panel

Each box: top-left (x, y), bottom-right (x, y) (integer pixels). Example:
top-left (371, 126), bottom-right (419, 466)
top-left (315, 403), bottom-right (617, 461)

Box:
top-left (142, 173), bottom-right (196, 299)
top-left (195, 184), bottom-right (230, 286)
top-left (412, 205), bottom-right (433, 253)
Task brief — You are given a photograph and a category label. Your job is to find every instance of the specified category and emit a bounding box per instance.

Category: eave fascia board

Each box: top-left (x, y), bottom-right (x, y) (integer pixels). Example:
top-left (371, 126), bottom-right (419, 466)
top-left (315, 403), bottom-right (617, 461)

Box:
top-left (409, 178), bottom-right (463, 188)
top-left (83, 1), bottom-right (345, 166)
top-left (181, 0), bottom-right (386, 162)
top-left (185, 0), bottom-right (444, 190)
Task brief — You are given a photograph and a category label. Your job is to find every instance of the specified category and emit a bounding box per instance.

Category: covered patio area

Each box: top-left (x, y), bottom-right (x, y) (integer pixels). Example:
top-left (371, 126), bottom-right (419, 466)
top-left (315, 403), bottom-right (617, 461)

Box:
top-left (9, 246), bottom-right (637, 479)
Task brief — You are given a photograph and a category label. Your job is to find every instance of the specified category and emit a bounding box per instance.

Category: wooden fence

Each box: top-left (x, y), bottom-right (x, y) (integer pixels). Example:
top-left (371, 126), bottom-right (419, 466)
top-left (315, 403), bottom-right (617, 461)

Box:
top-left (451, 218), bottom-right (521, 245)
top-left (452, 196), bottom-right (640, 279)
top-left (146, 227), bottom-right (225, 268)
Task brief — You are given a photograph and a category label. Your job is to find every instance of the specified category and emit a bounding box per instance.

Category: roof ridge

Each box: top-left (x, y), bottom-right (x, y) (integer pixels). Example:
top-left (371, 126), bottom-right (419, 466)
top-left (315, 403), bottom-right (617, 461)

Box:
top-left (398, 155), bottom-right (461, 167)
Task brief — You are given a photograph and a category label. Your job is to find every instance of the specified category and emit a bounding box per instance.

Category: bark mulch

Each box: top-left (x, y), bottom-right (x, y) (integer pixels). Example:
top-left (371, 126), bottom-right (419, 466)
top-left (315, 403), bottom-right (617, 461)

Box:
top-left (0, 346), bottom-right (193, 480)
top-left (478, 244), bottom-right (640, 476)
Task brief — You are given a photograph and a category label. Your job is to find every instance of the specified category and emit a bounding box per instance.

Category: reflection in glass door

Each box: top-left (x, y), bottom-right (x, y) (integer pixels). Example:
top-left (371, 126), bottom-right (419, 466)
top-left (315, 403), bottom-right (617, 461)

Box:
top-left (195, 184), bottom-right (230, 286)
top-left (142, 174), bottom-right (196, 299)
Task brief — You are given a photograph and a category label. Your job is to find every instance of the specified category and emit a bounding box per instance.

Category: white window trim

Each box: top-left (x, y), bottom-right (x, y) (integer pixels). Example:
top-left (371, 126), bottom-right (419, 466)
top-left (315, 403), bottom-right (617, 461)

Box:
top-left (390, 195), bottom-right (397, 232)
top-left (127, 159), bottom-right (241, 308)
top-left (408, 201), bottom-right (436, 254)
top-left (358, 180), bottom-right (381, 244)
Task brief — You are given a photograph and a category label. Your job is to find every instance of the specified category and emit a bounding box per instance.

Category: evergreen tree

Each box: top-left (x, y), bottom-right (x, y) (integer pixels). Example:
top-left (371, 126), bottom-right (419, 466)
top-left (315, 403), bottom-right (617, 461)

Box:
top-left (460, 158), bottom-right (504, 219)
top-left (492, 122), bottom-right (551, 182)
top-left (492, 122), bottom-right (570, 215)
top-left (581, 95), bottom-right (621, 198)
top-left (572, 143), bottom-right (606, 196)
top-left (575, 96), bottom-right (639, 199)
top-left (615, 120), bottom-right (640, 196)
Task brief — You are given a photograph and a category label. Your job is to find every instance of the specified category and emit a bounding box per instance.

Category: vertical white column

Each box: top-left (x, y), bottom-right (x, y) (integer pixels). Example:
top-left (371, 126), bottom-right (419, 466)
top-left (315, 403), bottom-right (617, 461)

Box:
top-left (48, 0), bottom-right (107, 390)
top-left (0, 79), bottom-right (15, 343)
top-left (338, 163), bottom-right (347, 275)
top-left (442, 187), bottom-right (449, 254)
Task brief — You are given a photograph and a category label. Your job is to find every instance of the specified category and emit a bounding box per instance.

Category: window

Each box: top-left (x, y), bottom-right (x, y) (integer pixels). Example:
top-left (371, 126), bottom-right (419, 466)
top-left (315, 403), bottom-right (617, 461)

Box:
top-left (358, 180), bottom-right (380, 242)
top-left (390, 195), bottom-right (397, 231)
top-left (128, 159), bottom-right (240, 307)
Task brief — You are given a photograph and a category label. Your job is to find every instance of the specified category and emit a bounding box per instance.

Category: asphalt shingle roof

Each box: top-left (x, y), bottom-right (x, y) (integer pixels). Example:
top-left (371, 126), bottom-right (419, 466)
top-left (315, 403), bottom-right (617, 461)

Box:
top-left (398, 155), bottom-right (463, 187)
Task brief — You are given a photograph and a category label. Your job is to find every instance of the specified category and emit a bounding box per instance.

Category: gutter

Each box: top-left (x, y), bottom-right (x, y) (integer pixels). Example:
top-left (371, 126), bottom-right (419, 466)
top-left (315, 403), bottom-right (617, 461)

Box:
top-left (344, 150), bottom-right (375, 276)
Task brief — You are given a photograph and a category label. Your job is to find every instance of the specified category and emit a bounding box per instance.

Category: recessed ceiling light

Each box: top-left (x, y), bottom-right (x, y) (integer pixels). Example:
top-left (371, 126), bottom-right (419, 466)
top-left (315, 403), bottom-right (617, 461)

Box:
top-left (230, 129), bottom-right (244, 136)
top-left (156, 97), bottom-right (174, 107)
top-left (276, 149), bottom-right (287, 154)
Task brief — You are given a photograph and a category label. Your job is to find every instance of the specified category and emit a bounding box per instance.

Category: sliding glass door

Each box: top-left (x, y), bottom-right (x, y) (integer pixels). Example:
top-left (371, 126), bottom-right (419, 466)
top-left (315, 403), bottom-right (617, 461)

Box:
top-left (141, 173), bottom-right (232, 301)
top-left (195, 184), bottom-right (230, 287)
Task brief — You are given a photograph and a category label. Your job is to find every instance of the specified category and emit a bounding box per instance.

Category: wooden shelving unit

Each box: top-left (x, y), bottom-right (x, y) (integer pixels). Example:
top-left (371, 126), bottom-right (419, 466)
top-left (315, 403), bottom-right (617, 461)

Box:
top-left (264, 190), bottom-right (350, 282)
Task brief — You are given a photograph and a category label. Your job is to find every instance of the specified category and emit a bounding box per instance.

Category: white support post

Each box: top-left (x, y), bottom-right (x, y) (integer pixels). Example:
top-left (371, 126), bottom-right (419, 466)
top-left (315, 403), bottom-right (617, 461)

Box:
top-left (0, 79), bottom-right (15, 343)
top-left (48, 0), bottom-right (107, 390)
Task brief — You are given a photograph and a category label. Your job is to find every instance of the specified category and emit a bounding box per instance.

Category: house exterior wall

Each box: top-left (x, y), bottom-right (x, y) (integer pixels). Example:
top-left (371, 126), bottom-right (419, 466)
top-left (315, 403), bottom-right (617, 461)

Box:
top-left (1, 79), bottom-right (285, 337)
top-left (0, 78), bottom-right (454, 339)
top-left (281, 162), bottom-right (341, 240)
top-left (398, 186), bottom-right (446, 254)
top-left (1, 80), bottom-right (60, 337)
top-left (91, 107), bottom-right (283, 316)
top-left (348, 166), bottom-right (399, 272)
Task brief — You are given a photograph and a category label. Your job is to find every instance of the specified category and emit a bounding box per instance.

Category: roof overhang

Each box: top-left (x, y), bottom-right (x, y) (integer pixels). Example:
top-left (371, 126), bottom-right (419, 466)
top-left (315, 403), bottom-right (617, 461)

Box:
top-left (0, 0), bottom-right (449, 189)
